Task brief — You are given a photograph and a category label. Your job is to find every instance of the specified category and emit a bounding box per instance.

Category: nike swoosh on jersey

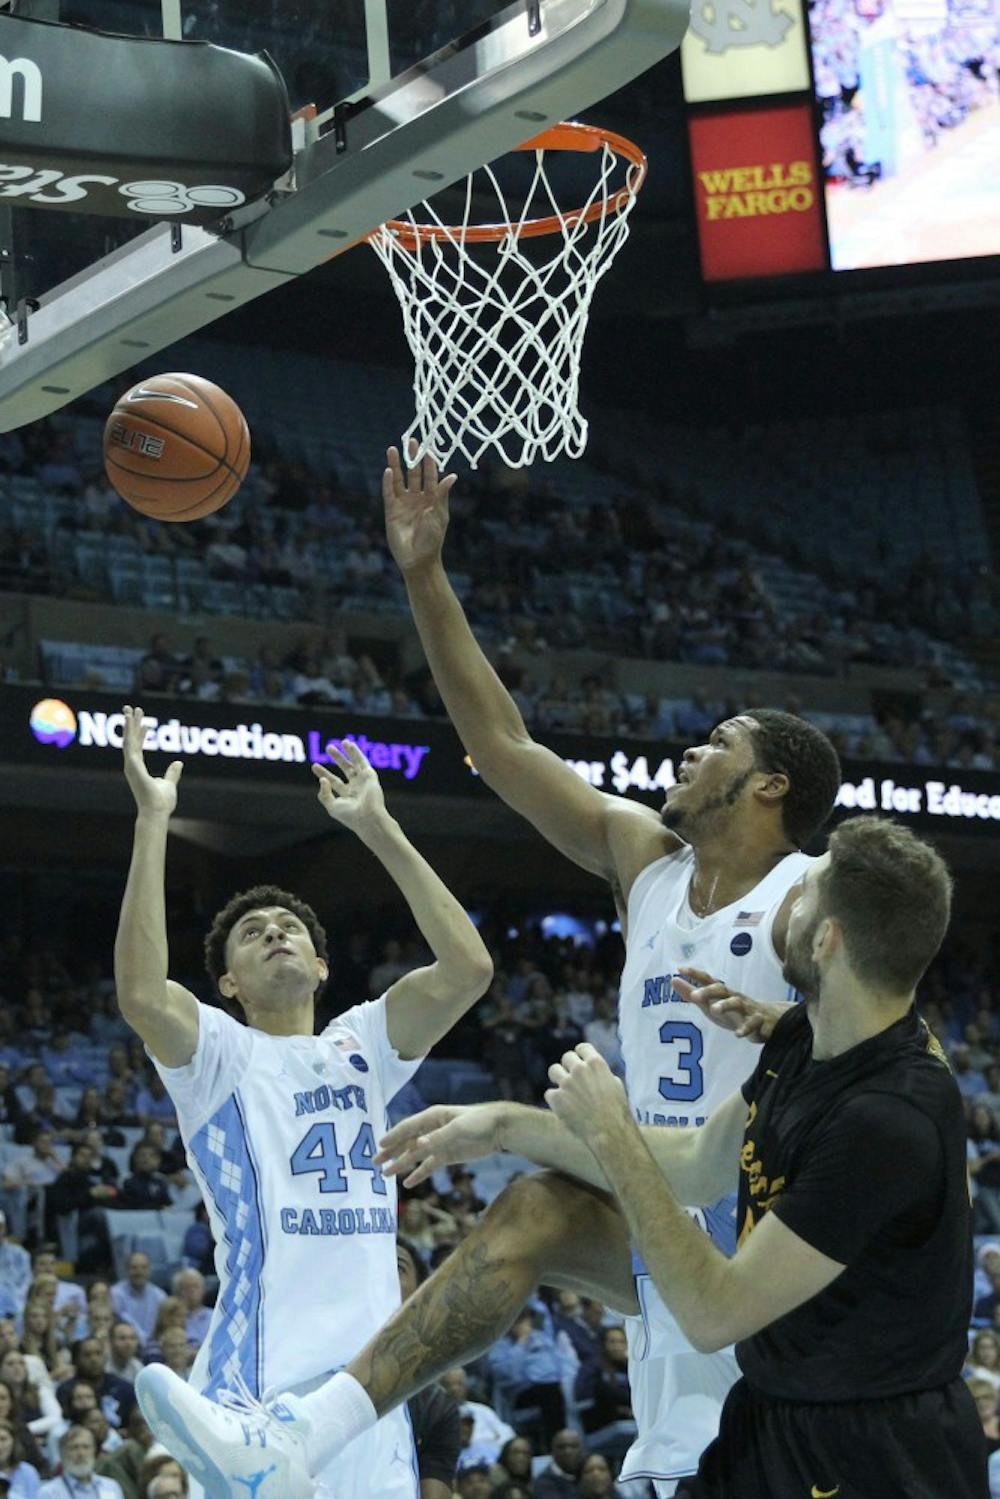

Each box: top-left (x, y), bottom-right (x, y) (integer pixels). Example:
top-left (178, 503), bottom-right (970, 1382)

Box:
top-left (811, 1486), bottom-right (840, 1497)
top-left (127, 385), bottom-right (198, 408)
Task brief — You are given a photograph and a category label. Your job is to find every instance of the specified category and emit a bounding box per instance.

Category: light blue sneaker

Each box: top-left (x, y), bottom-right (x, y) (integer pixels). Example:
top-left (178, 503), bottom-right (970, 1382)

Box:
top-left (135, 1364), bottom-right (313, 1499)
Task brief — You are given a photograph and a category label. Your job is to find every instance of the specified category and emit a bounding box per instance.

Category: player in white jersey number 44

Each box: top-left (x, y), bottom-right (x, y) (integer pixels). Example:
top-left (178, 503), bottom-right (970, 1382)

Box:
top-left (133, 451), bottom-right (843, 1499)
top-left (114, 704), bottom-right (493, 1499)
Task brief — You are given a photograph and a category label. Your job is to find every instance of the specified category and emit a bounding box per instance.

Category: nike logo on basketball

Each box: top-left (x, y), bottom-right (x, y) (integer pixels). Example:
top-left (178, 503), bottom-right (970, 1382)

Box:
top-left (810, 1486), bottom-right (839, 1497)
top-left (127, 385), bottom-right (198, 408)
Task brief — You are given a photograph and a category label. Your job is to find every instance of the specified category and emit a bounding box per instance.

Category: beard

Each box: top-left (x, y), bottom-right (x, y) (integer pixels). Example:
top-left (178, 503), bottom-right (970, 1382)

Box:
top-left (662, 767), bottom-right (755, 836)
top-left (782, 909), bottom-right (823, 1001)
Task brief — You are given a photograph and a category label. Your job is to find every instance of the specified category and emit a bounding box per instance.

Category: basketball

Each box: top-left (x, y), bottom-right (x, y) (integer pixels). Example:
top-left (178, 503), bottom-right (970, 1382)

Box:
top-left (103, 373), bottom-right (251, 522)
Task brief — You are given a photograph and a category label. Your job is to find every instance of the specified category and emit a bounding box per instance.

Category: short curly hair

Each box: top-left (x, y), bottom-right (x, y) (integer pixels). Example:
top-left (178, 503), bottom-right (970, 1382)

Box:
top-left (203, 884), bottom-right (329, 1003)
top-left (745, 709), bottom-right (841, 847)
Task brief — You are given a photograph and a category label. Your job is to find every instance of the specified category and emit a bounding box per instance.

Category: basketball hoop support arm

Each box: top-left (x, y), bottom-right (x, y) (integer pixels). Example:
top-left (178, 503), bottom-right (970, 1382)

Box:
top-left (0, 0), bottom-right (687, 431)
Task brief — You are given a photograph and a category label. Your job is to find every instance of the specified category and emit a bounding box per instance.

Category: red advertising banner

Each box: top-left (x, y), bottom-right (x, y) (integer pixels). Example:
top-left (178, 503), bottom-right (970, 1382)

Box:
top-left (689, 104), bottom-right (827, 281)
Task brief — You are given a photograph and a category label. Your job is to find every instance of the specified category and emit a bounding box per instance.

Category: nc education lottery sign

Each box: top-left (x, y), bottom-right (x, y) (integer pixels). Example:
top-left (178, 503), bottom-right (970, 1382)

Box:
top-left (688, 104), bottom-right (827, 281)
top-left (4, 689), bottom-right (1000, 837)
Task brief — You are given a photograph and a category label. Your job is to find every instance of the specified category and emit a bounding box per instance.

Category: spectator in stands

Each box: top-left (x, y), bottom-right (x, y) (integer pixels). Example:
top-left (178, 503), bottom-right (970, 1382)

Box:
top-left (976, 1271), bottom-right (1000, 1325)
top-left (550, 1294), bottom-right (603, 1375)
top-left (131, 1078), bottom-right (174, 1131)
top-left (454, 1457), bottom-right (492, 1499)
top-left (14, 1085), bottom-right (72, 1148)
top-left (966, 1332), bottom-right (1000, 1394)
top-left (99, 1086), bottom-right (137, 1134)
top-left (480, 990), bottom-right (532, 1105)
top-left (495, 1436), bottom-right (535, 1490)
top-left (80, 1409), bottom-right (121, 1460)
top-left (104, 1326), bottom-right (141, 1389)
top-left (110, 1258), bottom-right (164, 1348)
top-left (145, 1472), bottom-right (185, 1499)
top-left (38, 435), bottom-right (82, 495)
top-left (368, 939), bottom-right (414, 997)
top-left (969, 1377), bottom-right (1000, 1456)
top-left (0, 1353), bottom-right (60, 1448)
top-left (20, 1305), bottom-right (61, 1380)
top-left (0, 1218), bottom-right (29, 1318)
top-left (952, 1044), bottom-right (988, 1098)
top-left (532, 1430), bottom-right (585, 1499)
top-left (69, 1093), bottom-right (105, 1143)
top-left (582, 995), bottom-right (623, 1074)
top-left (56, 1341), bottom-right (134, 1429)
top-left (26, 1253), bottom-right (85, 1335)
top-left (168, 1273), bottom-right (208, 1352)
top-left (573, 1326), bottom-right (633, 1436)
top-left (46, 1144), bottom-right (118, 1247)
top-left (576, 1453), bottom-right (623, 1498)
top-left (969, 1106), bottom-right (1000, 1233)
top-left (2, 1139), bottom-right (63, 1243)
top-left (136, 1456), bottom-right (184, 1499)
top-left (95, 1406), bottom-right (154, 1499)
top-left (139, 1302), bottom-right (186, 1369)
top-left (144, 1330), bottom-right (191, 1381)
top-left (0, 1386), bottom-right (44, 1479)
top-left (0, 1419), bottom-right (40, 1499)
top-left (38, 1426), bottom-right (123, 1499)
top-left (117, 1148), bottom-right (170, 1213)
top-left (179, 1206), bottom-right (212, 1279)
top-left (80, 1135), bottom-right (120, 1193)
top-left (438, 1369), bottom-right (513, 1454)
top-left (488, 1306), bottom-right (566, 1450)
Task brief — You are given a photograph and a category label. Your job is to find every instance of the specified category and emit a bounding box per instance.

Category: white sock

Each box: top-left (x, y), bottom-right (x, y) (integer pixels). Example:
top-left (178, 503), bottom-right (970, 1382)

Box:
top-left (296, 1370), bottom-right (378, 1473)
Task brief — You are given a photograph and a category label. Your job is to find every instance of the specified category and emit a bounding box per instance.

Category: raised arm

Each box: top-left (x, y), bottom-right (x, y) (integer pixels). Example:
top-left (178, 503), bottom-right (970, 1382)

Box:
top-left (314, 742), bottom-right (492, 1060)
top-left (384, 446), bottom-right (672, 898)
top-left (114, 705), bottom-right (199, 1068)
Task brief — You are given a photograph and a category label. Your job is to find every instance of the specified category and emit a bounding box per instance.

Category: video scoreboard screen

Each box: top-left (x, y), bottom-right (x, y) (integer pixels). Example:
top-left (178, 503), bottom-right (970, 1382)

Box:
top-left (682, 0), bottom-right (1000, 281)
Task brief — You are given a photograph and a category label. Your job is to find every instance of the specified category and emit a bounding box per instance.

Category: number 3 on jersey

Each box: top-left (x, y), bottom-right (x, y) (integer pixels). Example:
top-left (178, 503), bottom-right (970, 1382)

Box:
top-left (658, 1020), bottom-right (704, 1102)
top-left (290, 1120), bottom-right (386, 1195)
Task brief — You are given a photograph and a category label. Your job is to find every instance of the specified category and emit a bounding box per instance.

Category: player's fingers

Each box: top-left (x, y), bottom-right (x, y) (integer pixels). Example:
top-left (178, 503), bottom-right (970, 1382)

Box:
top-left (574, 1042), bottom-right (600, 1063)
top-left (676, 966), bottom-right (715, 988)
top-left (402, 1156), bottom-right (437, 1189)
top-left (376, 1109), bottom-right (449, 1162)
top-left (164, 762), bottom-right (183, 785)
top-left (386, 445), bottom-right (404, 491)
top-left (689, 983), bottom-right (733, 1006)
top-left (406, 437), bottom-right (420, 476)
top-left (548, 1061), bottom-right (570, 1086)
top-left (323, 741), bottom-right (353, 774)
top-left (422, 450), bottom-right (438, 493)
top-left (343, 740), bottom-right (368, 771)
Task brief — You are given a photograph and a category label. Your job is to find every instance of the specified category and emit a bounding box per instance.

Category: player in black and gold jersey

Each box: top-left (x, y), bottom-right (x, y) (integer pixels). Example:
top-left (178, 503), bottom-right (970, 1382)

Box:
top-left (545, 815), bottom-right (987, 1499)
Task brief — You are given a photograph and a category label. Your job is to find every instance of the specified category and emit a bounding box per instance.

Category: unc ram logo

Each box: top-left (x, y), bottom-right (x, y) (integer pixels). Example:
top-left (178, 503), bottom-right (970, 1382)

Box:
top-left (0, 54), bottom-right (42, 124)
top-left (689, 0), bottom-right (793, 55)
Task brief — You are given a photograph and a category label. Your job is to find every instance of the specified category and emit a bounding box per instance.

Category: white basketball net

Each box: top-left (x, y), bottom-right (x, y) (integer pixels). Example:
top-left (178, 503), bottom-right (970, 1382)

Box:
top-left (369, 134), bottom-right (644, 469)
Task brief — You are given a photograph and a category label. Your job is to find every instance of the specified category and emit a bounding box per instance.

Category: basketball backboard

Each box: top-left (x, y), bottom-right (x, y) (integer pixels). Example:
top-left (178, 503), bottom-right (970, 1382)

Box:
top-left (0, 0), bottom-right (689, 432)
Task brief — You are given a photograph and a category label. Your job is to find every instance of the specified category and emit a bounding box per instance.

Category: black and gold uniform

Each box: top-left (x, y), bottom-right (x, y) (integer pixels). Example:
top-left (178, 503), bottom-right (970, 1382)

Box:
top-left (679, 1003), bottom-right (987, 1499)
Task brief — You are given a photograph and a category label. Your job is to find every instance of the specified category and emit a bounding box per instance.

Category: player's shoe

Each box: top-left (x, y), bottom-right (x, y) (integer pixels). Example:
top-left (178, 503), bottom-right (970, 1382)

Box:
top-left (135, 1363), bottom-right (314, 1499)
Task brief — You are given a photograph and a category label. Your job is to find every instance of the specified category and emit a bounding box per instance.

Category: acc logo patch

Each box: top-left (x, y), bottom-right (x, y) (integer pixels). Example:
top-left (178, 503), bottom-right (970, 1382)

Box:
top-left (730, 932), bottom-right (753, 957)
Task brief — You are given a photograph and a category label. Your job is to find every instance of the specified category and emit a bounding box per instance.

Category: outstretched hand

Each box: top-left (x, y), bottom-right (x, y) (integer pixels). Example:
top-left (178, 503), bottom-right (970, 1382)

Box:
top-left (121, 705), bottom-right (182, 818)
top-left (313, 739), bottom-right (389, 835)
top-left (383, 440), bottom-right (458, 576)
top-left (374, 1102), bottom-right (503, 1188)
top-left (672, 968), bottom-right (789, 1044)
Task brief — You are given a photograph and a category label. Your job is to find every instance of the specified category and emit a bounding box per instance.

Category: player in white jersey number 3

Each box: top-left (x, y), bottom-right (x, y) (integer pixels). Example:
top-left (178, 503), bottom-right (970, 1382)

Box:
top-left (114, 704), bottom-right (493, 1499)
top-left (136, 451), bottom-right (842, 1498)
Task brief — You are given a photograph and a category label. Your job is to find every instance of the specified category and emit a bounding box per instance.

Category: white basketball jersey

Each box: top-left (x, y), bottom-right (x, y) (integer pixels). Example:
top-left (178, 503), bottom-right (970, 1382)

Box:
top-left (153, 996), bottom-right (418, 1398)
top-left (619, 845), bottom-right (812, 1251)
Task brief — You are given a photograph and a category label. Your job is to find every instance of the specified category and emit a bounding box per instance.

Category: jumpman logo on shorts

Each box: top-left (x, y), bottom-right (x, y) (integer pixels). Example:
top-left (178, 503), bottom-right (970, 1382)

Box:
top-left (231, 1463), bottom-right (277, 1498)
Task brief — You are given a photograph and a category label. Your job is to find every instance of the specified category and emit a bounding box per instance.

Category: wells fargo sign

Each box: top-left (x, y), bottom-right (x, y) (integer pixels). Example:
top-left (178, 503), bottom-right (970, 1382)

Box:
top-left (689, 104), bottom-right (827, 281)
